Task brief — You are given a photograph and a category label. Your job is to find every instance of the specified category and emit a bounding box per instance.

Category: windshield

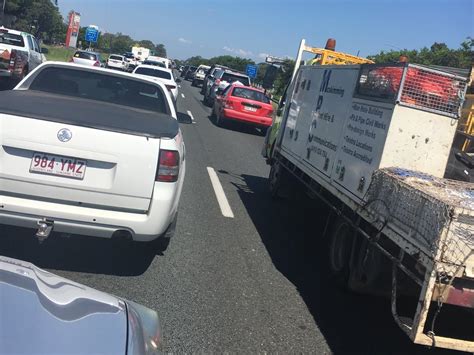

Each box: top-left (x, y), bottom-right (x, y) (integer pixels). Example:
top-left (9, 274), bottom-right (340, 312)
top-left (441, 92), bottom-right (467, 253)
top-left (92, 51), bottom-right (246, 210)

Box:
top-left (135, 67), bottom-right (172, 80)
top-left (232, 87), bottom-right (270, 104)
top-left (74, 51), bottom-right (98, 61)
top-left (221, 73), bottom-right (250, 86)
top-left (143, 60), bottom-right (166, 67)
top-left (0, 32), bottom-right (24, 47)
top-left (29, 67), bottom-right (168, 113)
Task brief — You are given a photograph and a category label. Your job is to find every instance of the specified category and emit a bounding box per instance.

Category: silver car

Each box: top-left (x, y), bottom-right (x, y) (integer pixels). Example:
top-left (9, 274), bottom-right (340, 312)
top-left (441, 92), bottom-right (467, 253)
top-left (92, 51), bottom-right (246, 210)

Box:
top-left (71, 50), bottom-right (103, 67)
top-left (0, 256), bottom-right (161, 354)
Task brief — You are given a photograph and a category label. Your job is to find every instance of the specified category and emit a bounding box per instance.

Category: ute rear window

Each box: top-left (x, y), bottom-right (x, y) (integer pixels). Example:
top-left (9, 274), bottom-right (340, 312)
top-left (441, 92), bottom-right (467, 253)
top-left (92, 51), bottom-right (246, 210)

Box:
top-left (0, 33), bottom-right (24, 47)
top-left (221, 73), bottom-right (250, 86)
top-left (135, 67), bottom-right (172, 80)
top-left (29, 67), bottom-right (169, 114)
top-left (109, 55), bottom-right (123, 61)
top-left (232, 87), bottom-right (270, 104)
top-left (74, 51), bottom-right (98, 60)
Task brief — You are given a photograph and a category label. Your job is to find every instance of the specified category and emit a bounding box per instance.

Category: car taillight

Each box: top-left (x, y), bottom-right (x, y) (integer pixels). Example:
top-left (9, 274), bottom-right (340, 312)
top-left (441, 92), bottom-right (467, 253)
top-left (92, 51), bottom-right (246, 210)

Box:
top-left (94, 60), bottom-right (100, 67)
top-left (8, 50), bottom-right (16, 71)
top-left (165, 84), bottom-right (176, 91)
top-left (267, 109), bottom-right (274, 118)
top-left (156, 150), bottom-right (179, 182)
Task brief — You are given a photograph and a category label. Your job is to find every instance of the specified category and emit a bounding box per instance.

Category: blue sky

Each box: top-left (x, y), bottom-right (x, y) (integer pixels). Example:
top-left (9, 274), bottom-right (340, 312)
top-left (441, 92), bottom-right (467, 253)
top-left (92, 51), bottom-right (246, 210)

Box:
top-left (59, 0), bottom-right (473, 61)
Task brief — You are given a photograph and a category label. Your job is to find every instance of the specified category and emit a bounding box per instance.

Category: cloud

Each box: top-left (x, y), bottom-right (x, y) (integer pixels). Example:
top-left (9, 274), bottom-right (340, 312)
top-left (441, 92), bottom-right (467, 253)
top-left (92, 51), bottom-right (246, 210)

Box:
top-left (178, 37), bottom-right (192, 44)
top-left (223, 46), bottom-right (253, 57)
top-left (258, 52), bottom-right (269, 59)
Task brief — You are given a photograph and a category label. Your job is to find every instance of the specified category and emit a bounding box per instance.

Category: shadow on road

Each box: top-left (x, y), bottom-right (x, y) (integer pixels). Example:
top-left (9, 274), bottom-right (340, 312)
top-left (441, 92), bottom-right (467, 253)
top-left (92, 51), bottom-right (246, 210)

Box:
top-left (206, 112), bottom-right (266, 137)
top-left (0, 225), bottom-right (156, 276)
top-left (225, 172), bottom-right (457, 355)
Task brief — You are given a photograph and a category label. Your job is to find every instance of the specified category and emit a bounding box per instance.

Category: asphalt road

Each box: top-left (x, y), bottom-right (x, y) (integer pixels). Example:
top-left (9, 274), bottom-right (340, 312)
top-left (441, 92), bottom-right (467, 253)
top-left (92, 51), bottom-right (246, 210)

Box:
top-left (0, 78), bottom-right (468, 354)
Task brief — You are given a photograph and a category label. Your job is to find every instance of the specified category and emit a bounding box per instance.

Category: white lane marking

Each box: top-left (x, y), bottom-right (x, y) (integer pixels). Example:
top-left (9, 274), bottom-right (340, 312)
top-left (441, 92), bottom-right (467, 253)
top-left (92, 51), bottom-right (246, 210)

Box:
top-left (187, 110), bottom-right (195, 122)
top-left (181, 93), bottom-right (185, 98)
top-left (207, 167), bottom-right (234, 218)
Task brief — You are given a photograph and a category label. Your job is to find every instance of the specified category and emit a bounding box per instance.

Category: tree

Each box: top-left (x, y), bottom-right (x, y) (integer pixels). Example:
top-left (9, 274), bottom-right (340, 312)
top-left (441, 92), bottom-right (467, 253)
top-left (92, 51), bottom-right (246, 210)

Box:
top-left (368, 39), bottom-right (473, 68)
top-left (154, 44), bottom-right (167, 57)
top-left (5, 0), bottom-right (64, 42)
top-left (138, 40), bottom-right (155, 50)
top-left (110, 33), bottom-right (133, 54)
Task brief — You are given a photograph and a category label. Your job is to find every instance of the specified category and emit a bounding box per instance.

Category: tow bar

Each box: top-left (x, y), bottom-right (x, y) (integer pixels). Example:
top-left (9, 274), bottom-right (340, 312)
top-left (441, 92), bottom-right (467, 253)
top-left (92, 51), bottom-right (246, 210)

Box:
top-left (36, 218), bottom-right (54, 242)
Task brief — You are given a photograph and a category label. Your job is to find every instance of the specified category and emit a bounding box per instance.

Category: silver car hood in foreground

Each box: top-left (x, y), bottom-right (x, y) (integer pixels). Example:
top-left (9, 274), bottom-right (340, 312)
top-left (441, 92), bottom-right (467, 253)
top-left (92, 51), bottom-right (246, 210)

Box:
top-left (0, 256), bottom-right (161, 354)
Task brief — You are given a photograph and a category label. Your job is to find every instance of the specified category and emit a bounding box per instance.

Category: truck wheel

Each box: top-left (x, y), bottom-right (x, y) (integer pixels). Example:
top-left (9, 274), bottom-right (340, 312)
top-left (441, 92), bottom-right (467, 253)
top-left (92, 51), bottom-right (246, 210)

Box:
top-left (269, 161), bottom-right (291, 198)
top-left (348, 237), bottom-right (385, 294)
top-left (328, 219), bottom-right (353, 284)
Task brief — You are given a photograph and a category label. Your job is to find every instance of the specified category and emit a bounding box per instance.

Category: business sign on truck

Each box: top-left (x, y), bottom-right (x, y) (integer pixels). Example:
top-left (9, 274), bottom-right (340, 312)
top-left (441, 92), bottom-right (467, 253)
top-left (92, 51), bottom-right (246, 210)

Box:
top-left (65, 11), bottom-right (81, 48)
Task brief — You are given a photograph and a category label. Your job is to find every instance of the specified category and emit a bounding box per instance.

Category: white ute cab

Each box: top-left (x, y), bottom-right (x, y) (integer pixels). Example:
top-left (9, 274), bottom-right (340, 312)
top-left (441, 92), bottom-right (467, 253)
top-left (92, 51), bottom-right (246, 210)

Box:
top-left (0, 62), bottom-right (189, 245)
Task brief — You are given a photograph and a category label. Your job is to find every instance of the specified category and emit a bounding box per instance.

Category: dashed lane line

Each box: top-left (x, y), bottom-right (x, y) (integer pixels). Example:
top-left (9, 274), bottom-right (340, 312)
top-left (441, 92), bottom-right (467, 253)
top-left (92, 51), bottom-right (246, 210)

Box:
top-left (206, 167), bottom-right (234, 218)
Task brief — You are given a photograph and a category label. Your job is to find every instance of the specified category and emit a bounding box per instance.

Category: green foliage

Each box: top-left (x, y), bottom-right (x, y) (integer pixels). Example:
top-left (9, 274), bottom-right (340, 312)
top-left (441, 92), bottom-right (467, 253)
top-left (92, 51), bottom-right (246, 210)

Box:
top-left (183, 55), bottom-right (255, 72)
top-left (368, 38), bottom-right (473, 68)
top-left (5, 0), bottom-right (65, 43)
top-left (154, 44), bottom-right (167, 57)
top-left (4, 1), bottom-right (168, 57)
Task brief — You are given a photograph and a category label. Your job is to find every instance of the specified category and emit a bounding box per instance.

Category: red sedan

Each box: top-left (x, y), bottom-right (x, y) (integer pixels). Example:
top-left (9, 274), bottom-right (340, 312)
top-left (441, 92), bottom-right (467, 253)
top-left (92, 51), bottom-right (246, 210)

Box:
top-left (212, 84), bottom-right (273, 132)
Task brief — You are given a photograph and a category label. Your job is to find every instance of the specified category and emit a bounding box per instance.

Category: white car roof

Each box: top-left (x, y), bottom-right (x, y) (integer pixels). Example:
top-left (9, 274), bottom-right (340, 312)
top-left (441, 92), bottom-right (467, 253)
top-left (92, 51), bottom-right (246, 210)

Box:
top-left (0, 26), bottom-right (24, 36)
top-left (198, 65), bottom-right (211, 69)
top-left (134, 65), bottom-right (174, 74)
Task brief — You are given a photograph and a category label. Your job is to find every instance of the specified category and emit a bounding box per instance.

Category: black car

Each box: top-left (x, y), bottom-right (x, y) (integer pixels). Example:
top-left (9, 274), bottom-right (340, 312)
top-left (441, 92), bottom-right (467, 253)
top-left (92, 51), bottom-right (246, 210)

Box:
top-left (184, 66), bottom-right (197, 81)
top-left (180, 65), bottom-right (190, 78)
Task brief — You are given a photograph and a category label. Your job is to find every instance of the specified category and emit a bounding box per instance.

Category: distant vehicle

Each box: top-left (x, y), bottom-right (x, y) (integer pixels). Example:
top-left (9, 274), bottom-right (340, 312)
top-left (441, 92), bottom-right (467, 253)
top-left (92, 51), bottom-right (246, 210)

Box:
top-left (191, 64), bottom-right (210, 87)
top-left (212, 84), bottom-right (273, 133)
top-left (123, 51), bottom-right (139, 72)
top-left (133, 64), bottom-right (178, 102)
top-left (0, 26), bottom-right (44, 82)
top-left (70, 50), bottom-right (102, 67)
top-left (184, 66), bottom-right (197, 81)
top-left (147, 56), bottom-right (171, 69)
top-left (106, 54), bottom-right (128, 71)
top-left (0, 255), bottom-right (162, 354)
top-left (180, 65), bottom-right (190, 78)
top-left (203, 69), bottom-right (251, 106)
top-left (178, 65), bottom-right (184, 72)
top-left (200, 64), bottom-right (228, 95)
top-left (0, 62), bottom-right (189, 246)
top-left (131, 46), bottom-right (150, 61)
top-left (142, 59), bottom-right (166, 68)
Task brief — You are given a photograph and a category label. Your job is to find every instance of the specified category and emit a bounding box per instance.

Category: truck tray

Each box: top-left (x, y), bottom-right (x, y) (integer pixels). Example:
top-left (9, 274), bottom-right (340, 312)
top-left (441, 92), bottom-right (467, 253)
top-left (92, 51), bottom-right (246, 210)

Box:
top-left (365, 168), bottom-right (473, 277)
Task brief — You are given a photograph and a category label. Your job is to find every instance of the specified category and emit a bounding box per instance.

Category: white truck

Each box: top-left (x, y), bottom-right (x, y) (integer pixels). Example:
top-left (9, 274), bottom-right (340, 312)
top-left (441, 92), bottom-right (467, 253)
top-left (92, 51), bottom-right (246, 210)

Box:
top-left (0, 62), bottom-right (189, 247)
top-left (0, 27), bottom-right (43, 82)
top-left (266, 40), bottom-right (473, 352)
top-left (131, 46), bottom-right (151, 62)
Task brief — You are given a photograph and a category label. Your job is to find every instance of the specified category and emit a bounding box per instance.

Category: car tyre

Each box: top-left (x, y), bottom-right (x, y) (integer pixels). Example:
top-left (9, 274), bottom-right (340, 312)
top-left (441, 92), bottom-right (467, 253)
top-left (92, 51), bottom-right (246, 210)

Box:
top-left (191, 80), bottom-right (197, 87)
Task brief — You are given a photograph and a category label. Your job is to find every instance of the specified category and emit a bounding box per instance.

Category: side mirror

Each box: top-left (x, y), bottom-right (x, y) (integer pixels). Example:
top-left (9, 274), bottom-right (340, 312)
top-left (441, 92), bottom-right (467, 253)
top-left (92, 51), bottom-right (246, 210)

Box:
top-left (177, 112), bottom-right (193, 124)
top-left (41, 47), bottom-right (49, 54)
top-left (455, 151), bottom-right (474, 169)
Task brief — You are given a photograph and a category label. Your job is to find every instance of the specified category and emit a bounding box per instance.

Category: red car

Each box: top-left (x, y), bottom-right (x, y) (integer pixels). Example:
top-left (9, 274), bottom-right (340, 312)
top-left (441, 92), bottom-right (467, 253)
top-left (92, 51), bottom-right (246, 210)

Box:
top-left (212, 84), bottom-right (273, 132)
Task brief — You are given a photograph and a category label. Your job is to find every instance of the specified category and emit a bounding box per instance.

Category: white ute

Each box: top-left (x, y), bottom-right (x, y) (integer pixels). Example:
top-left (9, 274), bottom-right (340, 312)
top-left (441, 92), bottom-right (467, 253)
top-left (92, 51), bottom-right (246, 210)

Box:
top-left (0, 62), bottom-right (189, 245)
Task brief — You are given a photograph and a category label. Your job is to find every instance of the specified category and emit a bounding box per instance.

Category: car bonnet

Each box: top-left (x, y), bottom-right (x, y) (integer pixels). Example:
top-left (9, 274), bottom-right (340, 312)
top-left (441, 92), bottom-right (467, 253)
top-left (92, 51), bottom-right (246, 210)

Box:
top-left (0, 256), bottom-right (128, 354)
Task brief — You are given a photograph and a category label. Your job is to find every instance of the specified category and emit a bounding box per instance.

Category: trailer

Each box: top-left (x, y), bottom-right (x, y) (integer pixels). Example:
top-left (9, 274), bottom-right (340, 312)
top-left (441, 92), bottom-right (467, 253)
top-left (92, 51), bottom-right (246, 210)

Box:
top-left (267, 40), bottom-right (473, 352)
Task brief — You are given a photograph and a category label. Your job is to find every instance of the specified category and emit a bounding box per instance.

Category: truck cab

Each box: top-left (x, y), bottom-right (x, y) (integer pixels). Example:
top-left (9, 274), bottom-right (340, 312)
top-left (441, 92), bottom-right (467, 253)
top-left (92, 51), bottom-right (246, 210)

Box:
top-left (0, 27), bottom-right (43, 82)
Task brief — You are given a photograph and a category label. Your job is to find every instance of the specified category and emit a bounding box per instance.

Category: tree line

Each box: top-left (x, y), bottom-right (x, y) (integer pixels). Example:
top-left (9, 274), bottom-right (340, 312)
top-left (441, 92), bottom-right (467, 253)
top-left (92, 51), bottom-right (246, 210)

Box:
top-left (2, 0), bottom-right (167, 56)
top-left (181, 39), bottom-right (471, 98)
